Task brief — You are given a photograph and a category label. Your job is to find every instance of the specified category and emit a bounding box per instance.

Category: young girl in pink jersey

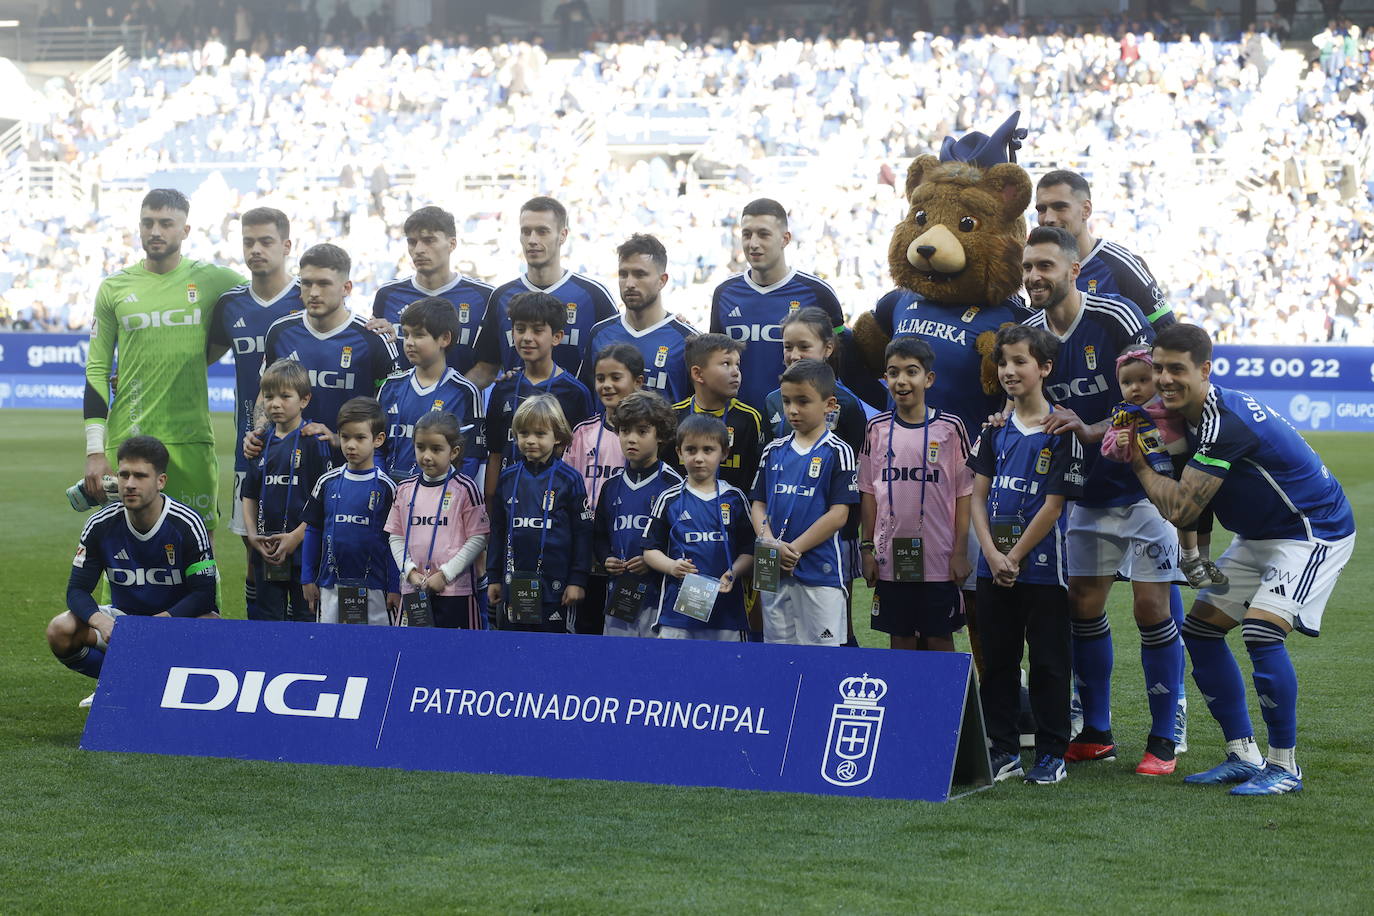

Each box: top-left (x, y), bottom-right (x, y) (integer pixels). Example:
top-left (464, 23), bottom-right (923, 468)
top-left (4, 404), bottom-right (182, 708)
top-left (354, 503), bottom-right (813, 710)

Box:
top-left (385, 412), bottom-right (490, 629)
top-left (563, 343), bottom-right (646, 634)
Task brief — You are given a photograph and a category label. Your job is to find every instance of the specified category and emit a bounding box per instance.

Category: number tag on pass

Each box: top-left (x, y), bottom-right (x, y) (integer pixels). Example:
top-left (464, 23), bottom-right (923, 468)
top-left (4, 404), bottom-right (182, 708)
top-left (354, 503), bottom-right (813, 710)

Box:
top-left (336, 579), bottom-right (369, 625)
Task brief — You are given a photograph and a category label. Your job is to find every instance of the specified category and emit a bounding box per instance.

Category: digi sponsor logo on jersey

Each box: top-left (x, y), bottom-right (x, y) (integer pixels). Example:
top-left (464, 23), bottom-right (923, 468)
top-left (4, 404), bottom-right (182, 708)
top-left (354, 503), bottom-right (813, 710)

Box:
top-left (511, 516), bottom-right (551, 529)
top-left (772, 482), bottom-right (817, 497)
top-left (410, 515), bottom-right (449, 527)
top-left (120, 308), bottom-right (202, 331)
top-left (108, 566), bottom-right (184, 587)
top-left (993, 475), bottom-right (1041, 494)
top-left (264, 474), bottom-right (300, 486)
top-left (334, 514), bottom-right (371, 525)
top-left (613, 514), bottom-right (652, 535)
top-left (723, 323), bottom-right (783, 343)
top-left (233, 335), bottom-right (267, 355)
top-left (307, 369), bottom-right (356, 390)
top-left (1046, 374), bottom-right (1109, 401)
top-left (684, 530), bottom-right (725, 543)
top-left (879, 466), bottom-right (941, 483)
top-left (160, 666), bottom-right (367, 719)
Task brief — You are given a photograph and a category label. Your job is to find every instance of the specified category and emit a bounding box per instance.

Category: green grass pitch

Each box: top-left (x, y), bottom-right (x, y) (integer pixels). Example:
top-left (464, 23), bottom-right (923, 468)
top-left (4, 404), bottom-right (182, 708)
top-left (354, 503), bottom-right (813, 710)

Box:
top-left (1, 410), bottom-right (1371, 913)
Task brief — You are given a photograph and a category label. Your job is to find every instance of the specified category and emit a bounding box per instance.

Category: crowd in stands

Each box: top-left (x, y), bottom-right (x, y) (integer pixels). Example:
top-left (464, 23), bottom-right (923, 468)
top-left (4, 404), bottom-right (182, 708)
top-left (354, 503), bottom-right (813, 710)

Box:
top-left (3, 19), bottom-right (1374, 344)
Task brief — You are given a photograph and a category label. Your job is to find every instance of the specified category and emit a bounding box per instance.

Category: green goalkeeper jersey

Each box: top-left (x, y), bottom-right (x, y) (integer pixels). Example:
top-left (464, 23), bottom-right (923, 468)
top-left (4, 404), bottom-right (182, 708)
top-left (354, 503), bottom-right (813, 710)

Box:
top-left (85, 258), bottom-right (245, 446)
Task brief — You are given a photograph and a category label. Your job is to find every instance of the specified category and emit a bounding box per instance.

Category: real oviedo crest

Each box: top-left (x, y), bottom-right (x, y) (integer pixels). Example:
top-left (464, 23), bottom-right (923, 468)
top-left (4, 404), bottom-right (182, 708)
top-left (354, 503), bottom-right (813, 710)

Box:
top-left (821, 674), bottom-right (888, 787)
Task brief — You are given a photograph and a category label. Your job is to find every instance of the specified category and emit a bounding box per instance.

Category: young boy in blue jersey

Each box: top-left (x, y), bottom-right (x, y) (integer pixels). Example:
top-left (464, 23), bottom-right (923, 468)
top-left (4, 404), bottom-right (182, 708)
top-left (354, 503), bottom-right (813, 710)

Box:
top-left (378, 296), bottom-right (486, 482)
top-left (1130, 324), bottom-right (1356, 796)
top-left (301, 398), bottom-right (400, 625)
top-left (486, 395), bottom-right (593, 633)
top-left (594, 391), bottom-right (683, 637)
top-left (968, 325), bottom-right (1084, 785)
top-left (483, 290), bottom-right (596, 506)
top-left (240, 359), bottom-right (334, 622)
top-left (750, 359), bottom-right (859, 646)
top-left (47, 436), bottom-right (219, 706)
top-left (643, 414), bottom-right (755, 641)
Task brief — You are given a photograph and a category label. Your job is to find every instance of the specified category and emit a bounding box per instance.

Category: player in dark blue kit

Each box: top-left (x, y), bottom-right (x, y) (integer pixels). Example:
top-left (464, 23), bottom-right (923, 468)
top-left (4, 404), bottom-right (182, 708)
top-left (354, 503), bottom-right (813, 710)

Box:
top-left (709, 198), bottom-right (848, 410)
top-left (1021, 226), bottom-right (1184, 775)
top-left (377, 297), bottom-right (485, 482)
top-left (1129, 324), bottom-right (1356, 795)
top-left (482, 291), bottom-right (595, 504)
top-left (252, 244), bottom-right (397, 463)
top-left (468, 196), bottom-right (617, 388)
top-left (486, 395), bottom-right (593, 633)
top-left (207, 207), bottom-right (302, 619)
top-left (582, 233), bottom-right (698, 404)
top-left (46, 436), bottom-right (219, 706)
top-left (368, 206), bottom-right (494, 375)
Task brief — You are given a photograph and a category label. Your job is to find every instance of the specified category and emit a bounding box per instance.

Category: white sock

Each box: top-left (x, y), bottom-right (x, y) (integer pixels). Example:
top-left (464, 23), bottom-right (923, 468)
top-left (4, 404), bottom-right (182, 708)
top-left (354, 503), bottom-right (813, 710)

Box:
top-left (1267, 746), bottom-right (1298, 774)
top-left (1181, 546), bottom-right (1200, 562)
top-left (1226, 736), bottom-right (1264, 766)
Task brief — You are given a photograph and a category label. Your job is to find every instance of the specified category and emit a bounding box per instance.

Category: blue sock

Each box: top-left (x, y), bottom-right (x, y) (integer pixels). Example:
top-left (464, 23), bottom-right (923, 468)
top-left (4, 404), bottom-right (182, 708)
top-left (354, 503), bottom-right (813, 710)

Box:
top-left (1245, 619), bottom-right (1298, 749)
top-left (1139, 618), bottom-right (1183, 740)
top-left (1182, 616), bottom-right (1252, 741)
top-left (59, 646), bottom-right (104, 679)
top-left (1070, 614), bottom-right (1113, 734)
top-left (1169, 585), bottom-right (1187, 698)
top-left (245, 579), bottom-right (258, 618)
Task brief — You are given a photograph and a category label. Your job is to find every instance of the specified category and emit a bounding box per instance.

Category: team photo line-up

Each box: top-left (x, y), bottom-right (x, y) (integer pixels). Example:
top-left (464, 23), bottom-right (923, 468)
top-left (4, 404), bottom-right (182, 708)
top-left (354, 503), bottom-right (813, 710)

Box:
top-left (46, 181), bottom-right (1353, 794)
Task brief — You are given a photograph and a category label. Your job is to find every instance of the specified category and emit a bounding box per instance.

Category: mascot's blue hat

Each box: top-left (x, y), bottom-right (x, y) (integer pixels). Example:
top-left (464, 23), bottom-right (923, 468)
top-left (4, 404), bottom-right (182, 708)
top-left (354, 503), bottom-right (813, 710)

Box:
top-left (939, 110), bottom-right (1028, 166)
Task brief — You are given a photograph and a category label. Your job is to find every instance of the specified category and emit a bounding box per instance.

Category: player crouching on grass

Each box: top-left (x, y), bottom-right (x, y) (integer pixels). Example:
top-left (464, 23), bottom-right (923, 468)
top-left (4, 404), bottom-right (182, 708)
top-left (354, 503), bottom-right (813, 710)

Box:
top-left (48, 436), bottom-right (220, 707)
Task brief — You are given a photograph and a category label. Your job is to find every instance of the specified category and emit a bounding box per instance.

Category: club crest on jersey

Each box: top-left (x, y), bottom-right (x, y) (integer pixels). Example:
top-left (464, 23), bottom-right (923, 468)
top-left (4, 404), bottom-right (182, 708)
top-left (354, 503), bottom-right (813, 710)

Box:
top-left (164, 543), bottom-right (176, 565)
top-left (788, 300), bottom-right (801, 312)
top-left (726, 426), bottom-right (735, 447)
top-left (432, 400), bottom-right (444, 411)
top-left (1084, 345), bottom-right (1097, 370)
top-left (928, 440), bottom-right (941, 464)
top-left (543, 489), bottom-right (556, 511)
top-left (368, 490), bottom-right (379, 511)
top-left (809, 456), bottom-right (823, 478)
top-left (720, 502), bottom-right (731, 525)
top-left (1035, 447), bottom-right (1052, 475)
top-left (293, 448), bottom-right (301, 468)
top-left (341, 346), bottom-right (353, 369)
top-left (566, 303), bottom-right (577, 324)
top-left (961, 306), bottom-right (980, 322)
top-left (458, 304), bottom-right (470, 323)
top-left (1087, 280), bottom-right (1098, 294)
top-left (186, 283), bottom-right (198, 304)
top-left (442, 491), bottom-right (453, 510)
top-left (655, 346), bottom-right (669, 368)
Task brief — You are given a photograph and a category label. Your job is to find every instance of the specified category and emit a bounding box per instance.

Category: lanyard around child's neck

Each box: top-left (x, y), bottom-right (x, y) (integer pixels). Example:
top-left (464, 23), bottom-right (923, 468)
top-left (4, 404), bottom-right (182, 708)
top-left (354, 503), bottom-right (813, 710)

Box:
top-left (993, 406), bottom-right (1053, 518)
top-left (676, 479), bottom-right (732, 575)
top-left (258, 424), bottom-right (303, 534)
top-left (773, 434), bottom-right (823, 542)
top-left (403, 470), bottom-right (452, 574)
top-left (507, 461), bottom-right (554, 578)
top-left (887, 408), bottom-right (930, 536)
top-left (325, 466), bottom-right (381, 580)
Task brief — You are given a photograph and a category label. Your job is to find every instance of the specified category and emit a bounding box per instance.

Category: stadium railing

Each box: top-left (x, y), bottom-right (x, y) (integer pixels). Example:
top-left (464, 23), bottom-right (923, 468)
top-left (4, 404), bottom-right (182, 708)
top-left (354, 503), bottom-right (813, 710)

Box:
top-left (18, 26), bottom-right (145, 62)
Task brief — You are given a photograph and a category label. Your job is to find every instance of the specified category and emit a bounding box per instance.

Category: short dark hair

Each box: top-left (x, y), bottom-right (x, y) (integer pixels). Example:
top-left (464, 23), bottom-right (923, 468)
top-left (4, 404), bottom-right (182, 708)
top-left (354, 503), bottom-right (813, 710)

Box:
top-left (885, 336), bottom-right (936, 371)
top-left (403, 206), bottom-right (456, 238)
top-left (684, 332), bottom-right (744, 370)
top-left (521, 196), bottom-right (567, 230)
top-left (241, 206), bottom-right (289, 239)
top-left (117, 435), bottom-right (170, 475)
top-left (779, 357), bottom-right (836, 400)
top-left (676, 412), bottom-right (729, 453)
top-left (1036, 169), bottom-right (1091, 199)
top-left (616, 233), bottom-right (667, 272)
top-left (299, 243), bottom-right (351, 277)
top-left (612, 390), bottom-right (676, 445)
top-left (141, 188), bottom-right (189, 215)
top-left (400, 297), bottom-right (460, 348)
top-left (259, 358), bottom-right (311, 399)
top-left (1026, 225), bottom-right (1079, 259)
top-left (741, 197), bottom-right (788, 228)
top-left (337, 397), bottom-right (385, 435)
top-left (594, 342), bottom-right (645, 380)
top-left (413, 411), bottom-right (466, 462)
top-left (993, 324), bottom-right (1058, 369)
top-left (1154, 323), bottom-right (1212, 366)
top-left (508, 291), bottom-right (566, 333)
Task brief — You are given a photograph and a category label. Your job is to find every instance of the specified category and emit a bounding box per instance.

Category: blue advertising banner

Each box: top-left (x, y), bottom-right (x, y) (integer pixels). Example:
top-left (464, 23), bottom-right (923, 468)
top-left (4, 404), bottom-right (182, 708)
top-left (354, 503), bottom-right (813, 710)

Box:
top-left (82, 618), bottom-right (993, 802)
top-left (1208, 346), bottom-right (1374, 432)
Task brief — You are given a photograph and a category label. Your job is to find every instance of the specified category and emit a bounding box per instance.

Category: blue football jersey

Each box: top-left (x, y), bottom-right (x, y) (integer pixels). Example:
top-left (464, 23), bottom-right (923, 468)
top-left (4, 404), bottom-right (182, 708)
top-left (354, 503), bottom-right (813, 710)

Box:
top-left (968, 411), bottom-right (1084, 587)
top-left (377, 367), bottom-right (486, 481)
top-left (592, 460), bottom-right (683, 617)
top-left (473, 271), bottom-right (618, 374)
top-left (371, 274), bottom-right (494, 374)
top-left (262, 312), bottom-right (398, 436)
top-left (484, 368), bottom-right (595, 467)
top-left (486, 457), bottom-right (593, 608)
top-left (710, 269), bottom-right (847, 409)
top-left (874, 288), bottom-right (1032, 435)
top-left (642, 481), bottom-right (754, 632)
top-left (1023, 293), bottom-right (1152, 508)
top-left (208, 282), bottom-right (303, 472)
top-left (750, 431), bottom-right (860, 589)
top-left (301, 467), bottom-right (398, 591)
top-left (1187, 385), bottom-right (1354, 542)
top-left (241, 424), bottom-right (335, 538)
top-left (68, 497), bottom-right (218, 617)
top-left (581, 313), bottom-right (699, 405)
top-left (1076, 239), bottom-right (1176, 329)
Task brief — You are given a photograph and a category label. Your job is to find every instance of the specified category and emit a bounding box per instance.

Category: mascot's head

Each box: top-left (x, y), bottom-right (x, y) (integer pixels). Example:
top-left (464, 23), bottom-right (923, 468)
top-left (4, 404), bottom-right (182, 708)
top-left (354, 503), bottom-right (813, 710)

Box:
top-left (888, 111), bottom-right (1032, 307)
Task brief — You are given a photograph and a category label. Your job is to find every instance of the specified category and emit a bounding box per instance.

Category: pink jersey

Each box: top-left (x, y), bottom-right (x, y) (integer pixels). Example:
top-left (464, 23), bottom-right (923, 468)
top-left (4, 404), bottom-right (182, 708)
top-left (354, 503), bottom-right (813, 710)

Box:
top-left (385, 472), bottom-right (489, 596)
top-left (858, 409), bottom-right (973, 582)
top-left (1099, 396), bottom-right (1187, 463)
top-left (564, 416), bottom-right (624, 510)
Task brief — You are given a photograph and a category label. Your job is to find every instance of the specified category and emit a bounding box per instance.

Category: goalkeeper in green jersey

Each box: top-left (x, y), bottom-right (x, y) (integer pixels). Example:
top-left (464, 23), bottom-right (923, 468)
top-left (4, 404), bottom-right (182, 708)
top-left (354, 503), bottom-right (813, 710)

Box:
top-left (82, 189), bottom-right (245, 531)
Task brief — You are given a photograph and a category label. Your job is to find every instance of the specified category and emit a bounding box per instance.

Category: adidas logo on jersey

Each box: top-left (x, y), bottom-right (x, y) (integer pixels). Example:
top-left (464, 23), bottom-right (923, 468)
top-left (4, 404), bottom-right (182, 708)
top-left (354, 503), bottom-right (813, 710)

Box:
top-left (233, 317), bottom-right (247, 329)
top-left (679, 510), bottom-right (692, 521)
top-left (388, 404), bottom-right (400, 414)
top-left (123, 294), bottom-right (138, 303)
top-left (115, 549), bottom-right (130, 560)
top-left (727, 306), bottom-right (742, 317)
top-left (287, 350), bottom-right (300, 361)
